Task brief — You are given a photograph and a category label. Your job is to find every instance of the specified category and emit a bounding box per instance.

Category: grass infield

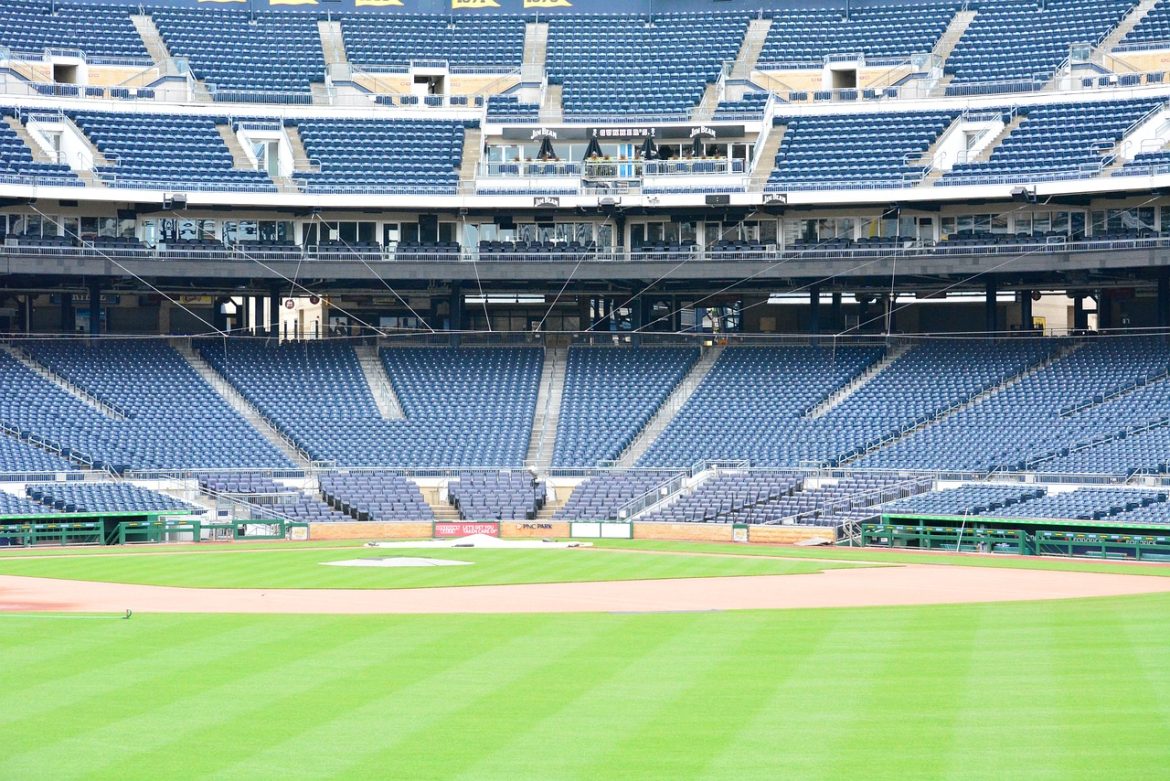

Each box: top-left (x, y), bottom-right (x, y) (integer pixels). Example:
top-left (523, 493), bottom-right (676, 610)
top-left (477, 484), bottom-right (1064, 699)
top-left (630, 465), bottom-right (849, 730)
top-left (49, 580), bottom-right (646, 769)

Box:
top-left (0, 594), bottom-right (1168, 780)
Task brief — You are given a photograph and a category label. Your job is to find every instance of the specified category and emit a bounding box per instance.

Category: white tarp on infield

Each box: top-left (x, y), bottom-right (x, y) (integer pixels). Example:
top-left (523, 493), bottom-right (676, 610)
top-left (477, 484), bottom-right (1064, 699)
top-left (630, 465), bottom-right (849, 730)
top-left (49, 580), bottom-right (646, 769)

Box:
top-left (365, 534), bottom-right (592, 549)
top-left (324, 556), bottom-right (474, 568)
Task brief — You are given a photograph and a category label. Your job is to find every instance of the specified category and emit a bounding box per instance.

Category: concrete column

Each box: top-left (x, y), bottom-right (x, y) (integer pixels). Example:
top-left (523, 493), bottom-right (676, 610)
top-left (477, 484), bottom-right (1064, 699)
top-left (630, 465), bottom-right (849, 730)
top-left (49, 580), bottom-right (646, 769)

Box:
top-left (1097, 291), bottom-right (1113, 331)
top-left (809, 285), bottom-right (821, 337)
top-left (1020, 290), bottom-right (1034, 332)
top-left (985, 276), bottom-right (998, 334)
top-left (22, 295), bottom-right (32, 334)
top-left (268, 285), bottom-right (281, 338)
top-left (448, 282), bottom-right (463, 346)
top-left (830, 292), bottom-right (842, 331)
top-left (1158, 270), bottom-right (1170, 331)
top-left (88, 281), bottom-right (102, 335)
top-left (1073, 294), bottom-right (1088, 331)
top-left (59, 292), bottom-right (73, 333)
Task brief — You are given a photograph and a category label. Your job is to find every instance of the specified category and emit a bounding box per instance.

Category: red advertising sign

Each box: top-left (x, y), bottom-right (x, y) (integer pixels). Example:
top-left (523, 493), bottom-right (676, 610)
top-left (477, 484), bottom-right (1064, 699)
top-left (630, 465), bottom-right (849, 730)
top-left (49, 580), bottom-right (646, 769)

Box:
top-left (433, 521), bottom-right (500, 538)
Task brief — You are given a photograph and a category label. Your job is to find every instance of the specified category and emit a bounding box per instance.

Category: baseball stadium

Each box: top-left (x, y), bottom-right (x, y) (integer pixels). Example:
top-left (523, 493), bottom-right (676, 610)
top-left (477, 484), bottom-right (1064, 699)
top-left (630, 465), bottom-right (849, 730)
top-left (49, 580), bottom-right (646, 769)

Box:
top-left (1, 0), bottom-right (1170, 777)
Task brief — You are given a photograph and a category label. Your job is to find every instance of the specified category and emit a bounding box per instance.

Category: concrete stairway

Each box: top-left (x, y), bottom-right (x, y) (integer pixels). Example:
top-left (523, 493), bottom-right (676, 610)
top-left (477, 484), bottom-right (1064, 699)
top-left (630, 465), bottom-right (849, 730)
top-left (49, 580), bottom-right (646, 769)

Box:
top-left (174, 343), bottom-right (313, 469)
top-left (426, 490), bottom-right (464, 521)
top-left (0, 344), bottom-right (127, 421)
top-left (317, 20), bottom-right (349, 67)
top-left (618, 346), bottom-right (724, 467)
top-left (749, 123), bottom-right (785, 191)
top-left (541, 83), bottom-right (563, 123)
top-left (4, 116), bottom-right (52, 162)
top-left (523, 22), bottom-right (549, 70)
top-left (354, 344), bottom-right (405, 420)
top-left (216, 123), bottom-right (255, 170)
top-left (526, 346), bottom-right (566, 469)
top-left (1101, 0), bottom-right (1160, 54)
top-left (846, 343), bottom-right (1083, 464)
top-left (969, 113), bottom-right (1025, 163)
top-left (694, 82), bottom-right (721, 120)
top-left (805, 343), bottom-right (911, 419)
top-left (63, 116), bottom-right (110, 167)
top-left (460, 126), bottom-right (483, 183)
top-left (933, 10), bottom-right (977, 66)
top-left (284, 123), bottom-right (319, 173)
top-left (131, 14), bottom-right (172, 66)
top-left (730, 18), bottom-right (773, 78)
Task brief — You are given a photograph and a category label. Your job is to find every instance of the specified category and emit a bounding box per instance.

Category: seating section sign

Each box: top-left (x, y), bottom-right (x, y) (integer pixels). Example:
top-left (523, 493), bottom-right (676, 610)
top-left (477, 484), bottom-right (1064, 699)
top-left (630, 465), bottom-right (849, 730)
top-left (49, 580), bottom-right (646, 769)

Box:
top-left (434, 521), bottom-right (501, 538)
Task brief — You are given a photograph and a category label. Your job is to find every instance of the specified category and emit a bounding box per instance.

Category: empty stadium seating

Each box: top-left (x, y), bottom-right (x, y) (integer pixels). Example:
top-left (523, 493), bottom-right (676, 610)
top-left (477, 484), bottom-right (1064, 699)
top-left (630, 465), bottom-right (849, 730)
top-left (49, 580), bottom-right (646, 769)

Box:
top-left (0, 490), bottom-right (57, 515)
top-left (767, 111), bottom-right (956, 190)
top-left (0, 429), bottom-right (77, 474)
top-left (880, 484), bottom-right (1048, 517)
top-left (0, 0), bottom-right (145, 59)
top-left (1119, 0), bottom-right (1170, 47)
top-left (944, 0), bottom-right (1137, 90)
top-left (943, 100), bottom-right (1163, 184)
top-left (71, 112), bottom-right (275, 191)
top-left (293, 118), bottom-right (467, 194)
top-left (200, 473), bottom-right (352, 523)
top-left (759, 3), bottom-right (959, 63)
top-left (152, 7), bottom-right (323, 95)
top-left (553, 346), bottom-right (699, 467)
top-left (25, 482), bottom-right (196, 513)
top-left (0, 113), bottom-right (79, 186)
top-left (0, 342), bottom-right (292, 472)
top-left (993, 487), bottom-right (1166, 521)
top-left (341, 14), bottom-right (524, 69)
top-left (547, 13), bottom-right (746, 116)
top-left (861, 337), bottom-right (1170, 475)
top-left (448, 471), bottom-right (543, 520)
top-left (554, 470), bottom-right (684, 521)
top-left (196, 342), bottom-right (541, 468)
top-left (319, 472), bottom-right (432, 522)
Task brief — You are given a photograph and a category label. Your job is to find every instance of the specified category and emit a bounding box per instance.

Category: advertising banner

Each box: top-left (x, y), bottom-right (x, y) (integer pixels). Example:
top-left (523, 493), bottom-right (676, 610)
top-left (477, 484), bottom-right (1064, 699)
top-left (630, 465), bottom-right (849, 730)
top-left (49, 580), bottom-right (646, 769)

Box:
top-left (434, 521), bottom-right (501, 538)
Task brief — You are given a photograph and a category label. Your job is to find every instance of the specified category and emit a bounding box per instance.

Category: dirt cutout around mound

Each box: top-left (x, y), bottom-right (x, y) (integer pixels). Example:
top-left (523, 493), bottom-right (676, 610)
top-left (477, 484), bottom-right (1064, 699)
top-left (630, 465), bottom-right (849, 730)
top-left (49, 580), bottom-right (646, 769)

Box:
top-left (2, 563), bottom-right (1170, 615)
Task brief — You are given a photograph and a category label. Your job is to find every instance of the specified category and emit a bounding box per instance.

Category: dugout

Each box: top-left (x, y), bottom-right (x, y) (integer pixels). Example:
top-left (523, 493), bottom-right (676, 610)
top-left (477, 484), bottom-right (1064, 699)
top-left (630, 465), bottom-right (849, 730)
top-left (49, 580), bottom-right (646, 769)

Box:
top-left (863, 513), bottom-right (1170, 561)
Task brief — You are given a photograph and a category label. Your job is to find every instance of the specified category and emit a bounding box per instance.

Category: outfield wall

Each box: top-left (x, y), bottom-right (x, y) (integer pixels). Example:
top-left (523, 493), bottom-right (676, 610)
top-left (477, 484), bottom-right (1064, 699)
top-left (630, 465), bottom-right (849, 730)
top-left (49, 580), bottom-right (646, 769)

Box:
top-left (305, 520), bottom-right (829, 545)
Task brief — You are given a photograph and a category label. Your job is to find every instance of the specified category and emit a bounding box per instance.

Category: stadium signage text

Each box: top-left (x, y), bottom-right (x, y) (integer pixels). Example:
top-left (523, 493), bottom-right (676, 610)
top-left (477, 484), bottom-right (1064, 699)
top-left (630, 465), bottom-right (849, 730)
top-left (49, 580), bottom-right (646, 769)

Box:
top-left (590, 127), bottom-right (657, 139)
top-left (434, 521), bottom-right (501, 538)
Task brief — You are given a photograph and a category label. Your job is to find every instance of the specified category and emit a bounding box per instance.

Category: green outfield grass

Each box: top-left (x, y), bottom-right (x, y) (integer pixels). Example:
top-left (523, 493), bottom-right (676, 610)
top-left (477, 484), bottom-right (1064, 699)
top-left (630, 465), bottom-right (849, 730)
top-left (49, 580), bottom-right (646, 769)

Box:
top-left (0, 544), bottom-right (855, 589)
top-left (592, 539), bottom-right (1170, 576)
top-left (1, 593), bottom-right (1168, 780)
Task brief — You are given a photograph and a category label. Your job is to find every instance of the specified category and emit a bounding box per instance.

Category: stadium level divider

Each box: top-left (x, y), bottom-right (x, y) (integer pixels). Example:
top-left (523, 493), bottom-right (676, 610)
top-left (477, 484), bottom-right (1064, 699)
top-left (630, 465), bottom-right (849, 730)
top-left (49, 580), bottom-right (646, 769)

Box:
top-left (864, 514), bottom-right (1170, 560)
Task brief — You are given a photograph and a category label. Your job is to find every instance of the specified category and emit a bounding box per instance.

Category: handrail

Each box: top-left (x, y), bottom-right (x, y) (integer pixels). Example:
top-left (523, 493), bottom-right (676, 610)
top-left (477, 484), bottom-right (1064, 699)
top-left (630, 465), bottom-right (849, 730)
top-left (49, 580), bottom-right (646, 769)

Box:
top-left (5, 234), bottom-right (1170, 265)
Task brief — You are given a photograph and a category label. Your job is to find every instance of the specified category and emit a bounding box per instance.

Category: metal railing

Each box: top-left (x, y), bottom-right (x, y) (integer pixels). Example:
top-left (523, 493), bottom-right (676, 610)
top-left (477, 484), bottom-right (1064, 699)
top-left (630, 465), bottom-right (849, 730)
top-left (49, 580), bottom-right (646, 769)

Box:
top-left (4, 234), bottom-right (1168, 266)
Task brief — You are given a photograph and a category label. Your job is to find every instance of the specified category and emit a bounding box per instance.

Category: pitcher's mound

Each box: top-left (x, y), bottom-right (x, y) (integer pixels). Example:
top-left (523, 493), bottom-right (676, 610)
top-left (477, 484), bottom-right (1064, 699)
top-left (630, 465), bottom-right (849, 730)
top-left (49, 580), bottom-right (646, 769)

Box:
top-left (324, 556), bottom-right (474, 568)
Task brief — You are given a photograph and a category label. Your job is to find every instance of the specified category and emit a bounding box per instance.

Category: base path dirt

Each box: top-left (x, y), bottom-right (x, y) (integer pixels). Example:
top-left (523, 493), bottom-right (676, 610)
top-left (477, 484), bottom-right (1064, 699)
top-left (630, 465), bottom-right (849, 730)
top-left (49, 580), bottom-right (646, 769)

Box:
top-left (2, 564), bottom-right (1170, 614)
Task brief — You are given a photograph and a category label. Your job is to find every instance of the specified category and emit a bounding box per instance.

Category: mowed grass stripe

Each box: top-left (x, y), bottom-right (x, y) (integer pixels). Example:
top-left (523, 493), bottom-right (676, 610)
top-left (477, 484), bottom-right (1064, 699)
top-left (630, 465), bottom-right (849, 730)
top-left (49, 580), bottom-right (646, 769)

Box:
top-left (87, 617), bottom-right (490, 780)
top-left (0, 547), bottom-right (846, 590)
top-left (1, 596), bottom-right (1168, 779)
top-left (205, 614), bottom-right (585, 780)
top-left (342, 614), bottom-right (709, 781)
top-left (0, 617), bottom-right (349, 778)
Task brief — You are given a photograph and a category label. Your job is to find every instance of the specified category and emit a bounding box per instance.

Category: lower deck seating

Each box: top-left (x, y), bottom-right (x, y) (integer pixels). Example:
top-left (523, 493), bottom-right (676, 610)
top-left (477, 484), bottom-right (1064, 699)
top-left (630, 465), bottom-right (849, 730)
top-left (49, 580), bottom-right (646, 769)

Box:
top-left (25, 482), bottom-right (197, 514)
top-left (448, 472), bottom-right (543, 520)
top-left (201, 473), bottom-right (351, 523)
top-left (319, 473), bottom-right (433, 522)
top-left (881, 484), bottom-right (1047, 517)
top-left (554, 470), bottom-right (684, 521)
top-left (993, 488), bottom-right (1167, 522)
top-left (0, 491), bottom-right (57, 516)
